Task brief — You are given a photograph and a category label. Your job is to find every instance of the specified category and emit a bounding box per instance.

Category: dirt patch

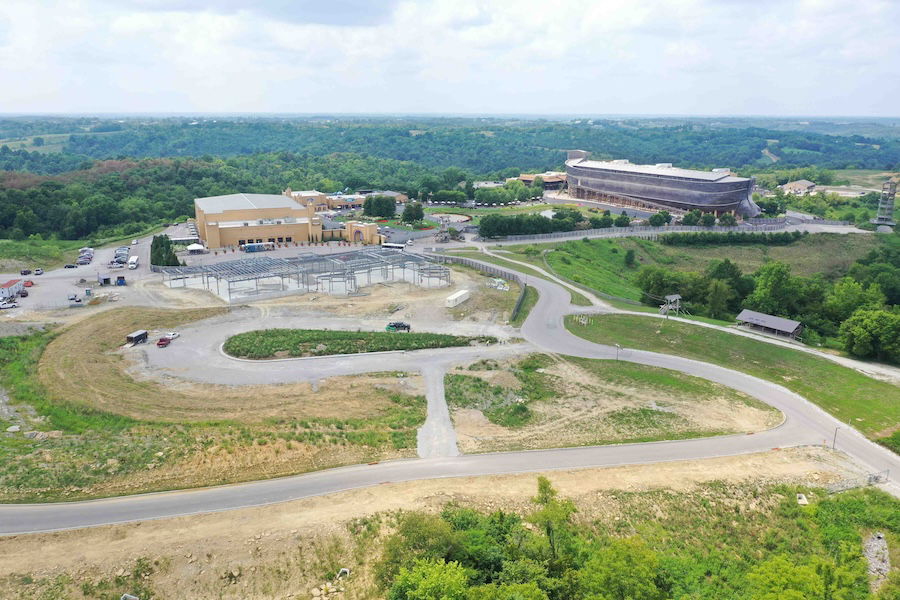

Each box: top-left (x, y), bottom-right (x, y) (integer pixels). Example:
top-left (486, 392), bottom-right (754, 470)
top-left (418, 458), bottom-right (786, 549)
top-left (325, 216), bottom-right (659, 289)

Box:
top-left (258, 266), bottom-right (519, 327)
top-left (452, 355), bottom-right (782, 453)
top-left (0, 448), bottom-right (858, 599)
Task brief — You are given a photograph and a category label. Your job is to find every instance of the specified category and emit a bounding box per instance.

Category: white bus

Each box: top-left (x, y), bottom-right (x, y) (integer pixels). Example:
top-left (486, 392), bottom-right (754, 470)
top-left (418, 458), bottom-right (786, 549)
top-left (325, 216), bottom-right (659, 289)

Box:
top-left (381, 242), bottom-right (405, 251)
top-left (127, 255), bottom-right (139, 269)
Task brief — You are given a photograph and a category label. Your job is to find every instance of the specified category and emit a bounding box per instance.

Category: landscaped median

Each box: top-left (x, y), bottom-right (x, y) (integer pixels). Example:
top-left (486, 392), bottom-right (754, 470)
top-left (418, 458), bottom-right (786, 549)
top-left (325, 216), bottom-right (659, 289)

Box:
top-left (565, 314), bottom-right (900, 453)
top-left (222, 328), bottom-right (498, 360)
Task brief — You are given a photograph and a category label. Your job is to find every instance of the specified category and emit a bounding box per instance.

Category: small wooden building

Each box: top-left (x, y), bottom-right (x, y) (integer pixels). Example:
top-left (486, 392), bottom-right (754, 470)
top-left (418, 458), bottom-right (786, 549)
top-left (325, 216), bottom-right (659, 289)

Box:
top-left (736, 309), bottom-right (802, 339)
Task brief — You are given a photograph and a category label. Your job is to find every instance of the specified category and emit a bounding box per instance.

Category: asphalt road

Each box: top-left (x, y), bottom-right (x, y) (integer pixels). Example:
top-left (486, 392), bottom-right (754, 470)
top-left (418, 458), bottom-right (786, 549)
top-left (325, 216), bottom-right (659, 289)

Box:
top-left (1, 246), bottom-right (898, 536)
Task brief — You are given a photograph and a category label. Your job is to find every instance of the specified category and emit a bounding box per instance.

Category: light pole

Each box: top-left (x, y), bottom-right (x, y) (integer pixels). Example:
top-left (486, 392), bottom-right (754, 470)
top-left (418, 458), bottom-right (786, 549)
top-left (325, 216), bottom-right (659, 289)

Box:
top-left (832, 426), bottom-right (843, 450)
top-left (615, 343), bottom-right (621, 361)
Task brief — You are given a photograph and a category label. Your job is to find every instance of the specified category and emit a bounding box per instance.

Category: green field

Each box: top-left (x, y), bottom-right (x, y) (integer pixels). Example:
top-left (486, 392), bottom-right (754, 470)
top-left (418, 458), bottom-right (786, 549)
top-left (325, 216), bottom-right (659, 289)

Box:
top-left (504, 233), bottom-right (882, 304)
top-left (566, 314), bottom-right (900, 443)
top-left (0, 224), bottom-right (166, 270)
top-left (223, 328), bottom-right (496, 359)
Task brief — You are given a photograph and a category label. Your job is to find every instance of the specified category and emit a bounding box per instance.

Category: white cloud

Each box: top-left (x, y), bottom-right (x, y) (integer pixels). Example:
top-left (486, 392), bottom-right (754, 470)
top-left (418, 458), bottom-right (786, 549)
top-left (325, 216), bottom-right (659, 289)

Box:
top-left (0, 0), bottom-right (897, 115)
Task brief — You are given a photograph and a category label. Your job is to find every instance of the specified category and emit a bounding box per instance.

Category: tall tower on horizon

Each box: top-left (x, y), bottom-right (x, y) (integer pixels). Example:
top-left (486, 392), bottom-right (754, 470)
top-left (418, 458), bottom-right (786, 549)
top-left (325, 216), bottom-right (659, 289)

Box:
top-left (872, 180), bottom-right (896, 233)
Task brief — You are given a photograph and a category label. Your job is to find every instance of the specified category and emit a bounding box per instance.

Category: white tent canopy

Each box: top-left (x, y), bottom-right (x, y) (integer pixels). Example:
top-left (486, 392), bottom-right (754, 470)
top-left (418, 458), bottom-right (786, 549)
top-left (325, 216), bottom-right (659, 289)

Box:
top-left (186, 243), bottom-right (205, 251)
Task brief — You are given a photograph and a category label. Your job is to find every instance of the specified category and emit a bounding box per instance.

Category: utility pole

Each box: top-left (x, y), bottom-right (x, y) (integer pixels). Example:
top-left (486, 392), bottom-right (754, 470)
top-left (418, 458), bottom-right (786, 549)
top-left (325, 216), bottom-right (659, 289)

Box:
top-left (615, 343), bottom-right (621, 361)
top-left (832, 426), bottom-right (842, 450)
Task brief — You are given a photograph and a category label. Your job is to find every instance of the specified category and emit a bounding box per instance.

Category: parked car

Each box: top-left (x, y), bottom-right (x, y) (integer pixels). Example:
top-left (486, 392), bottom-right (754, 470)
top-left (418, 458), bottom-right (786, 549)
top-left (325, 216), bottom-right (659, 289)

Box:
top-left (23, 280), bottom-right (33, 287)
top-left (18, 290), bottom-right (28, 298)
top-left (19, 269), bottom-right (31, 275)
top-left (132, 239), bottom-right (138, 245)
top-left (385, 321), bottom-right (411, 332)
top-left (165, 332), bottom-right (181, 339)
top-left (0, 302), bottom-right (18, 310)
top-left (67, 294), bottom-right (81, 303)
top-left (34, 268), bottom-right (43, 275)
top-left (64, 264), bottom-right (77, 269)
top-left (156, 337), bottom-right (172, 348)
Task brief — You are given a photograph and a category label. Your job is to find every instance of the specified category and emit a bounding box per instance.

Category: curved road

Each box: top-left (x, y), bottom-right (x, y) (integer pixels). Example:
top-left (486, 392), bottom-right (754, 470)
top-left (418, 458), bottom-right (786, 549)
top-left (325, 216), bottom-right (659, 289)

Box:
top-left (1, 258), bottom-right (898, 535)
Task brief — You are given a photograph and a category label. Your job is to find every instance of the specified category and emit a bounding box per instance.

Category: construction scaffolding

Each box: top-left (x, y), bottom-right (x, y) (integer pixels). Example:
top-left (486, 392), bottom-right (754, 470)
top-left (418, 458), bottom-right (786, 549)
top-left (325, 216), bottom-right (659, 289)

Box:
top-left (159, 249), bottom-right (452, 303)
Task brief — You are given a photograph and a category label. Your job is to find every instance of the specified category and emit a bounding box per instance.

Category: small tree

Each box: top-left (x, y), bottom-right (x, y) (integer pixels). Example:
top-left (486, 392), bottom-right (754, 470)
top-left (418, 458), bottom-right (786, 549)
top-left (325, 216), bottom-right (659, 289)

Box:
top-left (614, 214), bottom-right (631, 227)
top-left (648, 212), bottom-right (667, 227)
top-left (402, 202), bottom-right (425, 224)
top-left (700, 213), bottom-right (716, 227)
top-left (624, 249), bottom-right (636, 267)
top-left (706, 278), bottom-right (734, 319)
top-left (718, 213), bottom-right (738, 227)
top-left (681, 209), bottom-right (701, 226)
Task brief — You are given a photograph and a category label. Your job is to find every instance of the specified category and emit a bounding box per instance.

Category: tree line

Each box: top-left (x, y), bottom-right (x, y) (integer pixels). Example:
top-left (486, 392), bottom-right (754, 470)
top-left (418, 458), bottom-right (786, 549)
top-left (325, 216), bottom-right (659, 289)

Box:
top-left (0, 153), bottom-right (464, 240)
top-left (479, 208), bottom-right (632, 238)
top-left (635, 239), bottom-right (900, 362)
top-left (46, 117), bottom-right (900, 172)
top-left (377, 477), bottom-right (899, 600)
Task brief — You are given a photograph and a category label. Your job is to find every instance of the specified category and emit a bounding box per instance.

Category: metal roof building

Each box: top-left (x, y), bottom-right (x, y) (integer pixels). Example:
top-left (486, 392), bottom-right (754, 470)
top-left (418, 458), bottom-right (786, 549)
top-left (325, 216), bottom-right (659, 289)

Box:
top-left (736, 309), bottom-right (803, 339)
top-left (565, 150), bottom-right (759, 216)
top-left (194, 193), bottom-right (303, 214)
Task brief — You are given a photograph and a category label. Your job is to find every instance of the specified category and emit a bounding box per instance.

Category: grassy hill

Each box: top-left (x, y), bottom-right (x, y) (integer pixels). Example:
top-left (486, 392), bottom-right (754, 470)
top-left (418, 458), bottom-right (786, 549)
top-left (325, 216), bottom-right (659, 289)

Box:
top-left (506, 233), bottom-right (882, 303)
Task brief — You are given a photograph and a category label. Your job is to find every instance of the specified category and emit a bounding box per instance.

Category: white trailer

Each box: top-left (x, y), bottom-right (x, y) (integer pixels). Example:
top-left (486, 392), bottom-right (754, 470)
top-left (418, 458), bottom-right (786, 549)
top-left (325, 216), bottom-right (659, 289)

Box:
top-left (445, 289), bottom-right (471, 308)
top-left (127, 255), bottom-right (139, 270)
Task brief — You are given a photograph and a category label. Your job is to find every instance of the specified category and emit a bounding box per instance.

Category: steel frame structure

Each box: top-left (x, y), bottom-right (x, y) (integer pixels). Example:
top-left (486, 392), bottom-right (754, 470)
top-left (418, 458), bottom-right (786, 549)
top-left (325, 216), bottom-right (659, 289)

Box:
top-left (159, 249), bottom-right (451, 302)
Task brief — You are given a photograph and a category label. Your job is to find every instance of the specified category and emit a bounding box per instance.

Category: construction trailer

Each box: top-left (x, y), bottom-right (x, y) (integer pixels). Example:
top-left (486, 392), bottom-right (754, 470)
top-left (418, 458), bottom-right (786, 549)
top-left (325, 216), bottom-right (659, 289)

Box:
top-left (445, 289), bottom-right (471, 308)
top-left (0, 280), bottom-right (23, 300)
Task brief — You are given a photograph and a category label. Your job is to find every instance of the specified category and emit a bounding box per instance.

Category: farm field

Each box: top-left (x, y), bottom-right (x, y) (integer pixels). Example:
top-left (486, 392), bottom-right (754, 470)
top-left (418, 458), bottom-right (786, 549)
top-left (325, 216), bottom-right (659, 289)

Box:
top-left (446, 354), bottom-right (780, 453)
top-left (832, 168), bottom-right (900, 189)
top-left (566, 314), bottom-right (900, 445)
top-left (0, 307), bottom-right (427, 501)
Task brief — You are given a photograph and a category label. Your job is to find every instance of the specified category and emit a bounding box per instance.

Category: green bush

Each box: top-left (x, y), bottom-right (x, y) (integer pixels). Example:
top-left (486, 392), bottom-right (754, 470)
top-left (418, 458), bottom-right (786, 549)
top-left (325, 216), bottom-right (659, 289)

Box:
top-left (223, 329), bottom-right (496, 359)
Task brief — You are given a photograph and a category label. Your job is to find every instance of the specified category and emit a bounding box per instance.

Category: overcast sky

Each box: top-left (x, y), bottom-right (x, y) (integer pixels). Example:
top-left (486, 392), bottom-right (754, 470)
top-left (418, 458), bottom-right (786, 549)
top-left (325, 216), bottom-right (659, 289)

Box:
top-left (1, 0), bottom-right (898, 116)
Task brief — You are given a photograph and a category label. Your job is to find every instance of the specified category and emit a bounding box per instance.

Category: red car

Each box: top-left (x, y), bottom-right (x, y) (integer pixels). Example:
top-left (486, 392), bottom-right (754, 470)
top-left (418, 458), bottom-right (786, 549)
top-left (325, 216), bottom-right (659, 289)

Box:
top-left (156, 337), bottom-right (172, 348)
top-left (23, 280), bottom-right (34, 287)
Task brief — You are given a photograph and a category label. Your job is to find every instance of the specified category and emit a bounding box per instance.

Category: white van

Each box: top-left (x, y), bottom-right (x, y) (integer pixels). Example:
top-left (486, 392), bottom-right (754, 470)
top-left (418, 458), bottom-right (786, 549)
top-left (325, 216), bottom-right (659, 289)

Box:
top-left (127, 256), bottom-right (139, 270)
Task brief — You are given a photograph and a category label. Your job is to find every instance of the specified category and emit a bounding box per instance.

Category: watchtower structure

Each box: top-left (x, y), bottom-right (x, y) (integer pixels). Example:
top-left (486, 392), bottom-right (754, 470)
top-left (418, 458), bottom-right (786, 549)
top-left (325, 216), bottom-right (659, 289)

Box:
top-left (660, 294), bottom-right (684, 318)
top-left (872, 181), bottom-right (896, 232)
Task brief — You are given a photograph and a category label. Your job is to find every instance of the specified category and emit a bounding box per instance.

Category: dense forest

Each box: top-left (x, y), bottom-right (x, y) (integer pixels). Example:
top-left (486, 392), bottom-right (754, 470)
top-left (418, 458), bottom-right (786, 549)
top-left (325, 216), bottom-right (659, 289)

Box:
top-left (0, 116), bottom-right (898, 241)
top-left (0, 153), bottom-right (446, 239)
top-left (2, 117), bottom-right (899, 177)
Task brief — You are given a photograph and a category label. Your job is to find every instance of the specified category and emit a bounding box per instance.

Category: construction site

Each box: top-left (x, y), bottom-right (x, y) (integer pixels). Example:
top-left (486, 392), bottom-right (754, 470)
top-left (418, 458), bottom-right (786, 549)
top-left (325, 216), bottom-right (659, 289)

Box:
top-left (158, 248), bottom-right (452, 302)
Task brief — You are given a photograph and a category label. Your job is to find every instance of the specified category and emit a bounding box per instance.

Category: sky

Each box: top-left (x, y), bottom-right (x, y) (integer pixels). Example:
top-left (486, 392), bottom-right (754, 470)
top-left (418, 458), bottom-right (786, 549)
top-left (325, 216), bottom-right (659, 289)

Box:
top-left (0, 0), bottom-right (898, 116)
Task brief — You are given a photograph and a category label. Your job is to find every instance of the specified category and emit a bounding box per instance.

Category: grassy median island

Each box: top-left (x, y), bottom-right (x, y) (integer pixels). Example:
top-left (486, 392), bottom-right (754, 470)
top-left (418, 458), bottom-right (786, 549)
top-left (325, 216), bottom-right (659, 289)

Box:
top-left (223, 328), bottom-right (497, 359)
top-left (566, 314), bottom-right (900, 446)
top-left (446, 354), bottom-right (780, 453)
top-left (0, 307), bottom-right (429, 502)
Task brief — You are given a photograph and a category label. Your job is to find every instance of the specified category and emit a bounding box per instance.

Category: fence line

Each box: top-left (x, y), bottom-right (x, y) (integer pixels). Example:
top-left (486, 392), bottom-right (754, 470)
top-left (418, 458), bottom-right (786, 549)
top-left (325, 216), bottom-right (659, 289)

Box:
top-left (482, 223), bottom-right (788, 243)
top-left (746, 217), bottom-right (787, 225)
top-left (425, 254), bottom-right (524, 285)
top-left (509, 284), bottom-right (529, 322)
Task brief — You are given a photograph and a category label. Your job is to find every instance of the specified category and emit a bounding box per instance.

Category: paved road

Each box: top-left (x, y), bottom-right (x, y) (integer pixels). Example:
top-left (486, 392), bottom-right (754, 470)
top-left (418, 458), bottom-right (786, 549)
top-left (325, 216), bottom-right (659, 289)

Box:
top-left (1, 249), bottom-right (898, 535)
top-left (416, 366), bottom-right (460, 458)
